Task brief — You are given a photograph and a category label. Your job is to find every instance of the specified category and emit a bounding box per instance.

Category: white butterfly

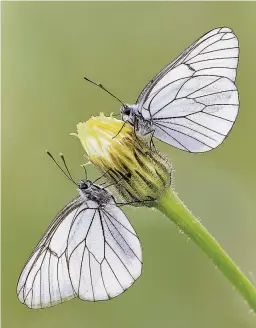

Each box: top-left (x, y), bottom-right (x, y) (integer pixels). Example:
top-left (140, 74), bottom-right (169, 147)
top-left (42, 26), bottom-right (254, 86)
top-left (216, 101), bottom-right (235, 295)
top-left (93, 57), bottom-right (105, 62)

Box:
top-left (17, 155), bottom-right (142, 309)
top-left (120, 27), bottom-right (239, 152)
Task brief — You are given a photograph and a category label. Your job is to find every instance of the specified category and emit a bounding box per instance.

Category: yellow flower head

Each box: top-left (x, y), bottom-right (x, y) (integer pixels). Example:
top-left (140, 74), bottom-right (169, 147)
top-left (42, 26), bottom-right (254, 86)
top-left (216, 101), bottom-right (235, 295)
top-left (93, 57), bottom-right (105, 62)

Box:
top-left (72, 113), bottom-right (172, 206)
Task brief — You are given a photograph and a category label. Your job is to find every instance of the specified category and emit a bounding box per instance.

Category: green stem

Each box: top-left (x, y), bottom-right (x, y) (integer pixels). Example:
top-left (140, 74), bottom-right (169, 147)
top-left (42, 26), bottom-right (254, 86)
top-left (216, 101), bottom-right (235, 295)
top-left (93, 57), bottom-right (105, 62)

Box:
top-left (155, 187), bottom-right (256, 312)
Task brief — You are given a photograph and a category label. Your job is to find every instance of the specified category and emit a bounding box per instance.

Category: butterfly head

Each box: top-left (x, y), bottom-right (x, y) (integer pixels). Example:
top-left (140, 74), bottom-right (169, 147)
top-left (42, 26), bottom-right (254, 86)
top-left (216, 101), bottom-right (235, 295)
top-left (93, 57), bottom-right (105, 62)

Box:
top-left (120, 104), bottom-right (137, 125)
top-left (78, 179), bottom-right (96, 199)
top-left (78, 179), bottom-right (92, 191)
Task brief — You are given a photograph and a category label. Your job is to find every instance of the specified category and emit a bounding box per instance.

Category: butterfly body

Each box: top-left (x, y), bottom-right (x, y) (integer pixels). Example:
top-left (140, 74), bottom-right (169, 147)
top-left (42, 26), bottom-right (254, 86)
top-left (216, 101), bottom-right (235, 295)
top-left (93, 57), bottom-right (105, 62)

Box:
top-left (135, 117), bottom-right (154, 138)
top-left (78, 179), bottom-right (113, 207)
top-left (121, 105), bottom-right (154, 138)
top-left (121, 27), bottom-right (240, 153)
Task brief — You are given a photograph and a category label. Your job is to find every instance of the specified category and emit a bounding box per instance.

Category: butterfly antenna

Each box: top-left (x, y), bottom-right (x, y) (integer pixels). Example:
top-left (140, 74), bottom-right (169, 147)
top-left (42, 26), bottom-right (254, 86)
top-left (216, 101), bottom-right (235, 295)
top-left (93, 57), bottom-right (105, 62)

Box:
top-left (84, 76), bottom-right (125, 107)
top-left (46, 151), bottom-right (76, 185)
top-left (59, 153), bottom-right (77, 184)
top-left (81, 164), bottom-right (88, 180)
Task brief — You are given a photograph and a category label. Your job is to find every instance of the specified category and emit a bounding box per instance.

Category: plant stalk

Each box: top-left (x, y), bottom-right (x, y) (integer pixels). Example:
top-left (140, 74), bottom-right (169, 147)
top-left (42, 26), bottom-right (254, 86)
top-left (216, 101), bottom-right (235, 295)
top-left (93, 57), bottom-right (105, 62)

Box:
top-left (155, 187), bottom-right (256, 312)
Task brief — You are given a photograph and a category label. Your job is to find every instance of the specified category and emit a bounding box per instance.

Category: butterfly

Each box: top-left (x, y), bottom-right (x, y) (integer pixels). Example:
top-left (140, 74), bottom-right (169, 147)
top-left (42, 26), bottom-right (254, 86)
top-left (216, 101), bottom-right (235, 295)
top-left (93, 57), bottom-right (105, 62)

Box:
top-left (17, 152), bottom-right (142, 309)
top-left (85, 27), bottom-right (239, 152)
top-left (120, 27), bottom-right (239, 152)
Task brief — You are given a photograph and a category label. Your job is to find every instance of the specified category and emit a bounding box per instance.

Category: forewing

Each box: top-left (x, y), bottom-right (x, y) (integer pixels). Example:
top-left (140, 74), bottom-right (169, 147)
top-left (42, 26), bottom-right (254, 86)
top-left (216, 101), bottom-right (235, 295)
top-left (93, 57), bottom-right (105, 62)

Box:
top-left (137, 27), bottom-right (239, 106)
top-left (17, 197), bottom-right (84, 309)
top-left (136, 27), bottom-right (239, 152)
top-left (67, 204), bottom-right (142, 301)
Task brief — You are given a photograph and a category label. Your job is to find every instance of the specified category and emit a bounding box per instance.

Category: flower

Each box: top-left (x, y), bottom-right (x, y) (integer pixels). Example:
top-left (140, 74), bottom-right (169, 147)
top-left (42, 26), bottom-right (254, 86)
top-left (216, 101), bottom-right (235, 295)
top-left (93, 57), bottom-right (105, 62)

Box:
top-left (71, 113), bottom-right (172, 206)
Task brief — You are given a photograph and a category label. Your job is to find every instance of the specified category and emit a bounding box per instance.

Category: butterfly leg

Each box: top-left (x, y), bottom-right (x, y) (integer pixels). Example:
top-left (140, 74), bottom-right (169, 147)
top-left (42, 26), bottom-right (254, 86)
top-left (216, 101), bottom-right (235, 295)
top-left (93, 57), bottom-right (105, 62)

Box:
top-left (116, 196), bottom-right (155, 207)
top-left (142, 129), bottom-right (156, 152)
top-left (149, 131), bottom-right (157, 152)
top-left (133, 123), bottom-right (146, 148)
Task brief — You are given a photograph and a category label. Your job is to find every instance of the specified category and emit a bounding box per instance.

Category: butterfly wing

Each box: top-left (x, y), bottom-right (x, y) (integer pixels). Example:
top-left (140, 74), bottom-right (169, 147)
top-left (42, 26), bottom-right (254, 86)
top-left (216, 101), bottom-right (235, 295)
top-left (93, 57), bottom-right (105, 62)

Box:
top-left (17, 198), bottom-right (142, 308)
top-left (67, 201), bottom-right (142, 301)
top-left (136, 27), bottom-right (239, 152)
top-left (17, 197), bottom-right (84, 309)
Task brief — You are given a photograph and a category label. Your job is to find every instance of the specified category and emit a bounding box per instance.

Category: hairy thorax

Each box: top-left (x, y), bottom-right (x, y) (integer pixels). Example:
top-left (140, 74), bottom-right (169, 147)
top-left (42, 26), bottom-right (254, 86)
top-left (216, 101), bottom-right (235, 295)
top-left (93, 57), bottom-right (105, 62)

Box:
top-left (79, 185), bottom-right (113, 207)
top-left (135, 116), bottom-right (153, 137)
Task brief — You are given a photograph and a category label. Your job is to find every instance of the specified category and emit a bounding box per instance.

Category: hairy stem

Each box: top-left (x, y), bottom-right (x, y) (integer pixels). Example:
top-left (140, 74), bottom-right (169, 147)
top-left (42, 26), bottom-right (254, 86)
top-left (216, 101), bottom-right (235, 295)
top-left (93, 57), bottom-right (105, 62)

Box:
top-left (155, 187), bottom-right (256, 312)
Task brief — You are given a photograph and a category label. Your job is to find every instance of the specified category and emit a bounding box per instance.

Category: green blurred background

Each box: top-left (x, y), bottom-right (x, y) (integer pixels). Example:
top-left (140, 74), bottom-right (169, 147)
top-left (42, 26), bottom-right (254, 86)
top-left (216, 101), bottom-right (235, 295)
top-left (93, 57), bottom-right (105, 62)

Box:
top-left (2, 2), bottom-right (256, 327)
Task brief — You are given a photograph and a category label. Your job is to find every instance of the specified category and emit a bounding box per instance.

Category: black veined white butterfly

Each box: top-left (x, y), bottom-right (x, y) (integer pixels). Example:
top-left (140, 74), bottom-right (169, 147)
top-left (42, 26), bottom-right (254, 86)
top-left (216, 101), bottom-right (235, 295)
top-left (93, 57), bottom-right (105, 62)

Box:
top-left (85, 27), bottom-right (239, 152)
top-left (17, 152), bottom-right (142, 309)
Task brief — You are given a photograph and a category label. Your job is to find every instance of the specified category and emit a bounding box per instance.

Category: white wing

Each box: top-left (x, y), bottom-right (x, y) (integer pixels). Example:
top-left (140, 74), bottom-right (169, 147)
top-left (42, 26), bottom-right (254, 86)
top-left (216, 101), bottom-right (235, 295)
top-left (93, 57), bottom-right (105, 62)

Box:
top-left (17, 198), bottom-right (142, 309)
top-left (67, 202), bottom-right (142, 301)
top-left (137, 27), bottom-right (239, 152)
top-left (17, 197), bottom-right (84, 309)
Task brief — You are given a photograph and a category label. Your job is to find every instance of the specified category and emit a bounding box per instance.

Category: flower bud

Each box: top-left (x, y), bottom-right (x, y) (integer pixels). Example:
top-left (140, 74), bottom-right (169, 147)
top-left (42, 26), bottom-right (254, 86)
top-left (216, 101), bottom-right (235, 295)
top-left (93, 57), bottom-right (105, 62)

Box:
top-left (72, 113), bottom-right (172, 206)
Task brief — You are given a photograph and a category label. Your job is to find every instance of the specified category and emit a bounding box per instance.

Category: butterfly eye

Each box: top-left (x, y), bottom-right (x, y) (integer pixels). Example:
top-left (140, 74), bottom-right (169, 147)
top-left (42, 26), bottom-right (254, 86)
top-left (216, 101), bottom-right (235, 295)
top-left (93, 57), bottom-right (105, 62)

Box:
top-left (122, 106), bottom-right (130, 116)
top-left (79, 181), bottom-right (89, 190)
